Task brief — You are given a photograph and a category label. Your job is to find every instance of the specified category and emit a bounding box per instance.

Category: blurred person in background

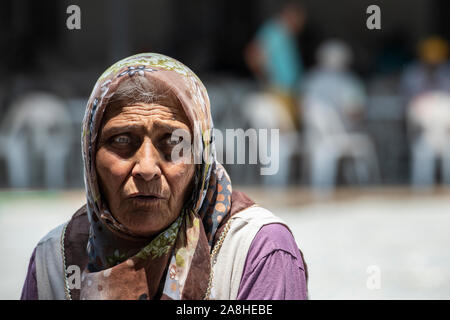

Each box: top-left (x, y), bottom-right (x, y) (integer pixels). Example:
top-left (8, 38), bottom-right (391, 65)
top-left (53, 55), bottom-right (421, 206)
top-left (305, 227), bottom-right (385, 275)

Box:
top-left (401, 36), bottom-right (450, 189)
top-left (302, 39), bottom-right (379, 195)
top-left (242, 1), bottom-right (306, 186)
top-left (0, 92), bottom-right (72, 189)
top-left (401, 36), bottom-right (450, 102)
top-left (303, 40), bottom-right (367, 132)
top-left (244, 0), bottom-right (306, 129)
top-left (20, 53), bottom-right (307, 300)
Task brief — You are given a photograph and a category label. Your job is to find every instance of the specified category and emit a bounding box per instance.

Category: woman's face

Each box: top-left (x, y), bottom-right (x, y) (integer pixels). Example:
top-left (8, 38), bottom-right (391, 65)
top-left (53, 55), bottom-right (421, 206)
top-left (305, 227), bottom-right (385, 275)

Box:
top-left (95, 101), bottom-right (195, 237)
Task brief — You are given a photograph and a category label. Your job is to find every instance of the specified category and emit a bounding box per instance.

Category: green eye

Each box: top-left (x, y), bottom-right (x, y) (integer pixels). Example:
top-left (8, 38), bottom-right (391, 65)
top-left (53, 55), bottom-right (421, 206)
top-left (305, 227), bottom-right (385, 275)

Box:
top-left (113, 135), bottom-right (131, 145)
top-left (168, 135), bottom-right (183, 146)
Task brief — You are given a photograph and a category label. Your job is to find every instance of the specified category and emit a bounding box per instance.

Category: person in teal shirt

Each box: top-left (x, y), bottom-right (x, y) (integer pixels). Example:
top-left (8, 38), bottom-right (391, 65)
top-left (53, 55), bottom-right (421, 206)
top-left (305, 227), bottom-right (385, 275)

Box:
top-left (245, 1), bottom-right (306, 126)
top-left (256, 13), bottom-right (303, 94)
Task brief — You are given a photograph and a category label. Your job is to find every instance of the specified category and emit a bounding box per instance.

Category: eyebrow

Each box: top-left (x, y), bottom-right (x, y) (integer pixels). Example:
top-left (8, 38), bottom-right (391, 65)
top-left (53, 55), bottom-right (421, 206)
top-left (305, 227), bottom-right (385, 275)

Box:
top-left (101, 121), bottom-right (189, 138)
top-left (152, 120), bottom-right (187, 133)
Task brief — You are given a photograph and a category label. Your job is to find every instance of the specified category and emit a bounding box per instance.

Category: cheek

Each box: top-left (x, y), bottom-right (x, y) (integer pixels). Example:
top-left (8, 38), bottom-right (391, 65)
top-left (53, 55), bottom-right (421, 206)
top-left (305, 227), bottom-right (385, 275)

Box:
top-left (96, 148), bottom-right (132, 192)
top-left (164, 163), bottom-right (195, 197)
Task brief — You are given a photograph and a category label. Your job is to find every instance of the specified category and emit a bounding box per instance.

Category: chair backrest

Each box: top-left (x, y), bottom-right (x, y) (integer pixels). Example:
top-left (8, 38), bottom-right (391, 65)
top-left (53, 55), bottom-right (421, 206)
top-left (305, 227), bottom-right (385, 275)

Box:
top-left (241, 92), bottom-right (296, 131)
top-left (408, 90), bottom-right (450, 151)
top-left (303, 96), bottom-right (347, 138)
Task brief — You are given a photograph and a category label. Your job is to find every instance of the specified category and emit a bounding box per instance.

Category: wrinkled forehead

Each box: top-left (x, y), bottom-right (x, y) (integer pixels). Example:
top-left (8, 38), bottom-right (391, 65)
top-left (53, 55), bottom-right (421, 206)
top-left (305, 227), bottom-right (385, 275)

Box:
top-left (101, 101), bottom-right (192, 137)
top-left (102, 75), bottom-right (191, 128)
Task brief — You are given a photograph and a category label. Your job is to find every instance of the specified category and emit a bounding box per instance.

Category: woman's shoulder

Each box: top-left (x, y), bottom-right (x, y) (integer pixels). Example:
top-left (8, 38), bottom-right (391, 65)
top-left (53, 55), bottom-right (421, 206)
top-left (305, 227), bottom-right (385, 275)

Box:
top-left (237, 222), bottom-right (308, 300)
top-left (211, 204), bottom-right (301, 299)
top-left (246, 223), bottom-right (304, 270)
top-left (32, 204), bottom-right (89, 300)
top-left (37, 204), bottom-right (88, 247)
top-left (37, 222), bottom-right (66, 247)
top-left (228, 190), bottom-right (293, 252)
top-left (230, 189), bottom-right (285, 223)
top-left (34, 204), bottom-right (89, 272)
top-left (231, 204), bottom-right (288, 231)
top-left (230, 205), bottom-right (299, 260)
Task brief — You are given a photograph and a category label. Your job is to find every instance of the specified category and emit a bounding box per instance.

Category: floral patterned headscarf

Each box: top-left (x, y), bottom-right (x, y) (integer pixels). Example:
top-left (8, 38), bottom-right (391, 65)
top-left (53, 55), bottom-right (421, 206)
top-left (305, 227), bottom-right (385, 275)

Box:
top-left (80, 53), bottom-right (232, 300)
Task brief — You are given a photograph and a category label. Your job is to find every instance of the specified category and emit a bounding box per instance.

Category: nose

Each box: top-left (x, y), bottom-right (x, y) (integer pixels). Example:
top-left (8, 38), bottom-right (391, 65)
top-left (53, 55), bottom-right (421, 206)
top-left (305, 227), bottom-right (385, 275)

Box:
top-left (131, 138), bottom-right (161, 181)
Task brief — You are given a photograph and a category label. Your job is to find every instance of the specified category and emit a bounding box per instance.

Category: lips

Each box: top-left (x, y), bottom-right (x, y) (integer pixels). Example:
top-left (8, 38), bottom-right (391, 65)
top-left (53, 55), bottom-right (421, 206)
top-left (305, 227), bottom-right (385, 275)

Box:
top-left (129, 193), bottom-right (164, 199)
top-left (128, 193), bottom-right (167, 202)
top-left (133, 195), bottom-right (159, 200)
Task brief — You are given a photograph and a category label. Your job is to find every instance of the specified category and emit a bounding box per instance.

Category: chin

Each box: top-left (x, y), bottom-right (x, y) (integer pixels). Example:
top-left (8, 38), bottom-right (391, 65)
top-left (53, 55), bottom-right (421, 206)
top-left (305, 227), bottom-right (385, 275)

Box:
top-left (118, 207), bottom-right (171, 236)
top-left (129, 197), bottom-right (167, 209)
top-left (124, 217), bottom-right (164, 237)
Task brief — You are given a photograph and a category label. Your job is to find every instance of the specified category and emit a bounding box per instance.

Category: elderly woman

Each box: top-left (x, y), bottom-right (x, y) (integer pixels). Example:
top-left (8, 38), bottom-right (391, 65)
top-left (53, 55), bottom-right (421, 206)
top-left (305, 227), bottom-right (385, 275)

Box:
top-left (21, 53), bottom-right (307, 300)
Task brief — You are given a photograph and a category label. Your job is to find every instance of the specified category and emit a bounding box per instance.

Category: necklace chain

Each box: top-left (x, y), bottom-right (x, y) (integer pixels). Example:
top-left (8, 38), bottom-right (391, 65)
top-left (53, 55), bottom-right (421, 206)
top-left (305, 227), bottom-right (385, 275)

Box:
top-left (61, 222), bottom-right (72, 300)
top-left (203, 218), bottom-right (233, 300)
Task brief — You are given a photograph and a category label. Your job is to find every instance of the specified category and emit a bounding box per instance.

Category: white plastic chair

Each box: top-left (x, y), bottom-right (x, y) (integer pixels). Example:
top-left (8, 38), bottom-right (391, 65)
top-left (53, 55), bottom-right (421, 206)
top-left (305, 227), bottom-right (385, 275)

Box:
top-left (241, 92), bottom-right (300, 186)
top-left (304, 97), bottom-right (380, 196)
top-left (408, 91), bottom-right (450, 189)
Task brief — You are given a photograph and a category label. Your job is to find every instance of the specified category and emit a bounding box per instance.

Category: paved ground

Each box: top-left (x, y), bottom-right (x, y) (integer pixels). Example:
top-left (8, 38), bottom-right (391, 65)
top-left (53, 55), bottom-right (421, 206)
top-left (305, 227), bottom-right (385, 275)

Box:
top-left (1, 187), bottom-right (450, 299)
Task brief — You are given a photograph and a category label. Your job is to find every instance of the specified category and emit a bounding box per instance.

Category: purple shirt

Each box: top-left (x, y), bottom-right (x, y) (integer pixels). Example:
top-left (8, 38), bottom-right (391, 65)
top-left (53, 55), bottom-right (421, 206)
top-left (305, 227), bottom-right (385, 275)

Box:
top-left (21, 223), bottom-right (307, 300)
top-left (237, 223), bottom-right (307, 300)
